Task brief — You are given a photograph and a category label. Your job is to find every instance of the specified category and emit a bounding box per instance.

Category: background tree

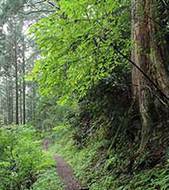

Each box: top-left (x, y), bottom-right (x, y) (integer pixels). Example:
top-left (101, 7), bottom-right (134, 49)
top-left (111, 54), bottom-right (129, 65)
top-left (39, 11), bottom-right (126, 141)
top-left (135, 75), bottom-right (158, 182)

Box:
top-left (0, 0), bottom-right (53, 125)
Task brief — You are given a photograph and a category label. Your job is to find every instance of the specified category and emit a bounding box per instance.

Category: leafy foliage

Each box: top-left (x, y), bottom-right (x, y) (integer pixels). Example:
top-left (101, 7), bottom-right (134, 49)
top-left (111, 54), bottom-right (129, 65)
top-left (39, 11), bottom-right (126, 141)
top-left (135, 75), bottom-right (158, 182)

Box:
top-left (0, 125), bottom-right (53, 190)
top-left (69, 75), bottom-right (131, 147)
top-left (30, 0), bottom-right (131, 104)
top-left (32, 169), bottom-right (64, 190)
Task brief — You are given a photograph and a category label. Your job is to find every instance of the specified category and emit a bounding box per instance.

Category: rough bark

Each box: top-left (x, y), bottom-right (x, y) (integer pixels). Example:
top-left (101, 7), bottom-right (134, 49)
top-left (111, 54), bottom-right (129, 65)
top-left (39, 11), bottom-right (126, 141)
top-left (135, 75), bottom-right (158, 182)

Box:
top-left (131, 0), bottom-right (169, 150)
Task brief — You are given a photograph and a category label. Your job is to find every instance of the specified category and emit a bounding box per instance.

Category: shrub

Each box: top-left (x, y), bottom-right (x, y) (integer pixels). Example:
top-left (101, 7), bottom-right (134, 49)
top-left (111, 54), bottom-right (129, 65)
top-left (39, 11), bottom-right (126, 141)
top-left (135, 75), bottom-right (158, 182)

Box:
top-left (0, 125), bottom-right (54, 190)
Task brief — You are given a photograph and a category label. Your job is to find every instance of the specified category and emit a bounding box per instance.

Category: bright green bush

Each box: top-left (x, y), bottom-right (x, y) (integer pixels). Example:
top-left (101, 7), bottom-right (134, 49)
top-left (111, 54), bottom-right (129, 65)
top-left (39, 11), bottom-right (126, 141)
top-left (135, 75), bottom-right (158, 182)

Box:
top-left (0, 125), bottom-right (54, 190)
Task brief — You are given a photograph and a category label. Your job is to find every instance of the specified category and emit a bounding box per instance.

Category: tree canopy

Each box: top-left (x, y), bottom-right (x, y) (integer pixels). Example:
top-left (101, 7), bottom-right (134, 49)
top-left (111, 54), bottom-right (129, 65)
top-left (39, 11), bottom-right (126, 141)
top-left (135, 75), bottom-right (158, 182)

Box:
top-left (30, 0), bottom-right (131, 104)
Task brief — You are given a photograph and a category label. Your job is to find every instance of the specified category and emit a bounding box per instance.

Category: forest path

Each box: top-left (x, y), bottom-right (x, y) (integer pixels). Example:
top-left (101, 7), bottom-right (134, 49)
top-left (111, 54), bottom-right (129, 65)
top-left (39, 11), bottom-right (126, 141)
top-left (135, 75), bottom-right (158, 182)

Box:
top-left (54, 155), bottom-right (84, 190)
top-left (42, 139), bottom-right (88, 190)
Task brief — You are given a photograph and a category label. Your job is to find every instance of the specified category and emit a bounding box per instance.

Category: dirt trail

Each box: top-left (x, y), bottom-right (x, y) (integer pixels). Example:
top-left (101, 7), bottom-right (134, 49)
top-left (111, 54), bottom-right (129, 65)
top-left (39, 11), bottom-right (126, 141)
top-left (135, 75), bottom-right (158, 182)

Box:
top-left (42, 139), bottom-right (88, 190)
top-left (55, 155), bottom-right (84, 190)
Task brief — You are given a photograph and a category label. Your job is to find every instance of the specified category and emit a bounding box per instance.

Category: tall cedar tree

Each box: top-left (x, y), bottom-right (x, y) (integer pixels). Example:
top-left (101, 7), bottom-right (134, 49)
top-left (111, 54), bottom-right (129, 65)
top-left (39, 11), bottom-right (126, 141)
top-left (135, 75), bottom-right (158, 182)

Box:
top-left (131, 0), bottom-right (169, 150)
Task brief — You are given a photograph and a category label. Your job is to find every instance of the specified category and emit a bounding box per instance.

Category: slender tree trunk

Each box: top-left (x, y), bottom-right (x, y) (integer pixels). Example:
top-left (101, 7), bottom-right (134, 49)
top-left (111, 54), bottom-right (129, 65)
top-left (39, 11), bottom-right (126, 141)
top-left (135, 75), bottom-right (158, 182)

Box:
top-left (10, 77), bottom-right (14, 124)
top-left (14, 32), bottom-right (19, 125)
top-left (22, 39), bottom-right (26, 124)
top-left (131, 0), bottom-right (169, 150)
top-left (19, 87), bottom-right (23, 124)
top-left (11, 88), bottom-right (14, 123)
top-left (6, 73), bottom-right (14, 124)
top-left (9, 93), bottom-right (14, 124)
top-left (5, 76), bottom-right (10, 124)
top-left (32, 84), bottom-right (36, 123)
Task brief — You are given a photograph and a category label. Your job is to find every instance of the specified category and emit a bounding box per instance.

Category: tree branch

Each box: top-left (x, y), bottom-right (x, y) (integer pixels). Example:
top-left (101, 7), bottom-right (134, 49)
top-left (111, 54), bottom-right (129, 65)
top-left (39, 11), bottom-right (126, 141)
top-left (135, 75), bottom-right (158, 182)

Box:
top-left (46, 0), bottom-right (60, 10)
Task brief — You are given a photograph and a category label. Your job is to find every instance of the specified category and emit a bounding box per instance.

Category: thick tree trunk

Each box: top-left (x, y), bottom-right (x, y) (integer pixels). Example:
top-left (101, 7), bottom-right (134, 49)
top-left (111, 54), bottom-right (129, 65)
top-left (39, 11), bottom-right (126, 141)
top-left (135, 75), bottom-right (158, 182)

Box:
top-left (131, 0), bottom-right (169, 150)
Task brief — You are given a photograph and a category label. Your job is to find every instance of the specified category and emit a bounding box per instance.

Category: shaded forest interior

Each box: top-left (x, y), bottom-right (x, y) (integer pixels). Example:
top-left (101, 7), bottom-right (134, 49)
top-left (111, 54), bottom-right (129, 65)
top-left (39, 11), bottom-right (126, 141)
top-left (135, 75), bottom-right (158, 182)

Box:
top-left (0, 0), bottom-right (169, 190)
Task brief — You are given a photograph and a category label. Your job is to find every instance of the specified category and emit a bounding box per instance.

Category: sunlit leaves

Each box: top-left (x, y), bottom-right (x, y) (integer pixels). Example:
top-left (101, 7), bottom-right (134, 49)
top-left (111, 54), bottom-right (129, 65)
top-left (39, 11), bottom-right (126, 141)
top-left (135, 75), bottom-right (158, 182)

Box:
top-left (30, 0), bottom-right (131, 104)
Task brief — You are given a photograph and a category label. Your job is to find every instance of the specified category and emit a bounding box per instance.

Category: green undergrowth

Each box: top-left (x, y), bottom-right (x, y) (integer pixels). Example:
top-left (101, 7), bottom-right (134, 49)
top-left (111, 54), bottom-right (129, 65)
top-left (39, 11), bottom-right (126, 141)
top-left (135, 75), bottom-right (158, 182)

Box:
top-left (0, 125), bottom-right (58, 190)
top-left (48, 124), bottom-right (122, 189)
top-left (31, 168), bottom-right (64, 190)
top-left (47, 124), bottom-right (169, 190)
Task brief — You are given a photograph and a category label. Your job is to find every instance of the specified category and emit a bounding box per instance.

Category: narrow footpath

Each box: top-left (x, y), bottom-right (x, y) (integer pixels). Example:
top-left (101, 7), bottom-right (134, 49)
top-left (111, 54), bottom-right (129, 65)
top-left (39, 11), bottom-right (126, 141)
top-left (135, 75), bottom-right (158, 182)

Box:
top-left (43, 139), bottom-right (88, 190)
top-left (55, 155), bottom-right (83, 190)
